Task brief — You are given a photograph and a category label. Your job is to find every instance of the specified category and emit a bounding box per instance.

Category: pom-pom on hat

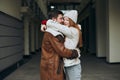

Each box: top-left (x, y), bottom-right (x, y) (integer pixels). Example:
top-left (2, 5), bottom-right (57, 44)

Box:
top-left (64, 10), bottom-right (78, 23)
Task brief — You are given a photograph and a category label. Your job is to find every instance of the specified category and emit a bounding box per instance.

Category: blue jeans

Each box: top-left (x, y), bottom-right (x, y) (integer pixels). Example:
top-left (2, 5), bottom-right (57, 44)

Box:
top-left (65, 64), bottom-right (81, 80)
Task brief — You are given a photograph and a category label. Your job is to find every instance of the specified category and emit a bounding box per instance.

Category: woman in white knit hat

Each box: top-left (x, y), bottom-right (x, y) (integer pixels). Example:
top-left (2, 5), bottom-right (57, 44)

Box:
top-left (45, 10), bottom-right (82, 80)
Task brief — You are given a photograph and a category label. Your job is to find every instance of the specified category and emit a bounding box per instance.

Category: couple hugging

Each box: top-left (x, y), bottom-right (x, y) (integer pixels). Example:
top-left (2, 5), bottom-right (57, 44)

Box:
top-left (40, 10), bottom-right (82, 80)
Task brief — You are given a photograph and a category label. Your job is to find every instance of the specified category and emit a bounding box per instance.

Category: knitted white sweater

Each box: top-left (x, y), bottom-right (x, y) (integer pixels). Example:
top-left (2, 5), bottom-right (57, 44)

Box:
top-left (46, 20), bottom-right (81, 67)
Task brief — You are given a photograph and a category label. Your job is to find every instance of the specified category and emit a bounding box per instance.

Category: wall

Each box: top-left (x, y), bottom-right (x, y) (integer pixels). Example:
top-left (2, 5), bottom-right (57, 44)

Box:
top-left (96, 0), bottom-right (107, 57)
top-left (0, 0), bottom-right (21, 20)
top-left (106, 0), bottom-right (120, 63)
top-left (0, 12), bottom-right (24, 71)
top-left (0, 0), bottom-right (24, 72)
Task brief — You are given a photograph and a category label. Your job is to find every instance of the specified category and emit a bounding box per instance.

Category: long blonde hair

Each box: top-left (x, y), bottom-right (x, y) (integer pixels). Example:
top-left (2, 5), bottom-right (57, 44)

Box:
top-left (69, 18), bottom-right (80, 30)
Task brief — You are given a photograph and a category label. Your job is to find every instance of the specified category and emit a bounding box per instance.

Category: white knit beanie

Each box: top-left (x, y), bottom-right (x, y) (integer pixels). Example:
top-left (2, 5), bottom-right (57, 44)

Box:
top-left (64, 10), bottom-right (78, 23)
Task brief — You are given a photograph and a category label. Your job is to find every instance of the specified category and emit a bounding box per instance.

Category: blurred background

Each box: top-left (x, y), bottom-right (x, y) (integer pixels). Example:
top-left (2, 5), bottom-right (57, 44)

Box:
top-left (0, 0), bottom-right (120, 80)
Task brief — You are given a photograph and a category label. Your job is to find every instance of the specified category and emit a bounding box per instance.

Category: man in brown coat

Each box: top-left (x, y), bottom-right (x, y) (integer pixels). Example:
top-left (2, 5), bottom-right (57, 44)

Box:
top-left (40, 10), bottom-right (79, 80)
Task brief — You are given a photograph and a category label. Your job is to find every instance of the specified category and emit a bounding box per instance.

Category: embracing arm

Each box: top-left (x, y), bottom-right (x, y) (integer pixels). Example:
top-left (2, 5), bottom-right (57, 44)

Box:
top-left (46, 19), bottom-right (73, 38)
top-left (48, 33), bottom-right (78, 59)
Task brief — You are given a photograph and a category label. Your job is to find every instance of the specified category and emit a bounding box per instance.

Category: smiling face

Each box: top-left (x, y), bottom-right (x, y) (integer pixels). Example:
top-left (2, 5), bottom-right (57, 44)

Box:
top-left (63, 16), bottom-right (70, 27)
top-left (63, 16), bottom-right (78, 30)
top-left (56, 14), bottom-right (64, 24)
top-left (52, 14), bottom-right (64, 24)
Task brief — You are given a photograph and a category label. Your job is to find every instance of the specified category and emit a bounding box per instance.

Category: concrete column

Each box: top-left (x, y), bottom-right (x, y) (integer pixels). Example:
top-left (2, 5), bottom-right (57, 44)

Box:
top-left (95, 0), bottom-right (107, 57)
top-left (106, 0), bottom-right (120, 63)
top-left (39, 26), bottom-right (44, 50)
top-left (39, 30), bottom-right (44, 50)
top-left (30, 22), bottom-right (36, 53)
top-left (24, 17), bottom-right (30, 55)
top-left (88, 5), bottom-right (96, 54)
top-left (35, 24), bottom-right (39, 51)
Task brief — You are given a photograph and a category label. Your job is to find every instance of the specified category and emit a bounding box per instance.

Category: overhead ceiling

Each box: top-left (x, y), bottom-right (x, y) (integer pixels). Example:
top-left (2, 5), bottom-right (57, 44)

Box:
top-left (48, 0), bottom-right (82, 3)
top-left (46, 0), bottom-right (82, 11)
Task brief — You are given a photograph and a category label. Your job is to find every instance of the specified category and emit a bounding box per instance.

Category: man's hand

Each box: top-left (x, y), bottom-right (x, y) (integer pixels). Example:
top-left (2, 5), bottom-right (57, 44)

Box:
top-left (41, 20), bottom-right (48, 32)
top-left (67, 50), bottom-right (78, 59)
top-left (41, 24), bottom-right (47, 32)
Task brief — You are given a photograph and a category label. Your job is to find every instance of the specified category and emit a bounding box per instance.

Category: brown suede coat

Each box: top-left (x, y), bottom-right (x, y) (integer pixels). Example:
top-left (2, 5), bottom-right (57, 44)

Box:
top-left (40, 32), bottom-right (77, 80)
